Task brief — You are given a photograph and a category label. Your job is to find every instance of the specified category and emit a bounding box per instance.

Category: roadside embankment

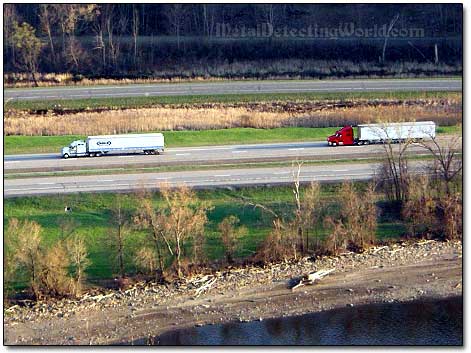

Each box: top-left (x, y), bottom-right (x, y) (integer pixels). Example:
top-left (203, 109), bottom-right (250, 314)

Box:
top-left (4, 239), bottom-right (462, 345)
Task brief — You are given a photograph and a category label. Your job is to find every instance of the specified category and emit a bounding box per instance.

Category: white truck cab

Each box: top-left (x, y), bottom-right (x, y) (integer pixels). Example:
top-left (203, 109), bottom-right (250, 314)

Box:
top-left (61, 140), bottom-right (87, 159)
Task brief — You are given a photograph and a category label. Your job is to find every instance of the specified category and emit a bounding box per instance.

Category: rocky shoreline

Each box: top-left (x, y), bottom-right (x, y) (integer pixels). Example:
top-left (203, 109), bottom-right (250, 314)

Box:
top-left (4, 239), bottom-right (462, 345)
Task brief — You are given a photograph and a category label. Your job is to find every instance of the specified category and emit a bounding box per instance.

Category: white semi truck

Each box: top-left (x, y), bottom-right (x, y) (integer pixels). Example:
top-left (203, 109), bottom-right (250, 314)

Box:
top-left (327, 121), bottom-right (436, 146)
top-left (61, 133), bottom-right (165, 158)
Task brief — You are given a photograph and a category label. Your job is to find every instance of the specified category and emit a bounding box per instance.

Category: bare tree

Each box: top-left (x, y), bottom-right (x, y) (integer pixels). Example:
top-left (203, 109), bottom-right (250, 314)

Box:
top-left (134, 197), bottom-right (173, 276)
top-left (419, 133), bottom-right (462, 196)
top-left (291, 162), bottom-right (322, 255)
top-left (109, 195), bottom-right (132, 278)
top-left (3, 4), bottom-right (18, 65)
top-left (376, 123), bottom-right (414, 203)
top-left (135, 184), bottom-right (211, 279)
top-left (5, 218), bottom-right (44, 298)
top-left (166, 4), bottom-right (185, 49)
top-left (160, 185), bottom-right (211, 278)
top-left (67, 234), bottom-right (90, 297)
top-left (132, 5), bottom-right (139, 69)
top-left (38, 5), bottom-right (58, 66)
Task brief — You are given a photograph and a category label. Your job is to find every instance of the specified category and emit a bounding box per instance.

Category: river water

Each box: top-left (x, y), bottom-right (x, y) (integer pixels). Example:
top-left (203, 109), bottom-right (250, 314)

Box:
top-left (128, 296), bottom-right (462, 345)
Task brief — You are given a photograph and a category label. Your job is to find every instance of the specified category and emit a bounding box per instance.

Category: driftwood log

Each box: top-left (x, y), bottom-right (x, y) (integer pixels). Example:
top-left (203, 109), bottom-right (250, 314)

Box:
top-left (194, 277), bottom-right (217, 297)
top-left (291, 269), bottom-right (335, 291)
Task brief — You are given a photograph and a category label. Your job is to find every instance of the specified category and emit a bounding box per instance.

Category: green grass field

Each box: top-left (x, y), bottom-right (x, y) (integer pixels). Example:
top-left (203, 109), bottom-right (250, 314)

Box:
top-left (5, 90), bottom-right (459, 111)
top-left (4, 185), bottom-right (405, 284)
top-left (4, 125), bottom-right (460, 155)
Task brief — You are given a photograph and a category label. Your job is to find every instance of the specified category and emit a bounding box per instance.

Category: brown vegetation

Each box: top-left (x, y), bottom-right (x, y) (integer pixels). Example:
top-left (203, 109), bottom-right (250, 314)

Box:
top-left (4, 98), bottom-right (461, 136)
top-left (134, 184), bottom-right (212, 279)
top-left (4, 219), bottom-right (91, 299)
top-left (218, 216), bottom-right (247, 264)
top-left (324, 182), bottom-right (378, 254)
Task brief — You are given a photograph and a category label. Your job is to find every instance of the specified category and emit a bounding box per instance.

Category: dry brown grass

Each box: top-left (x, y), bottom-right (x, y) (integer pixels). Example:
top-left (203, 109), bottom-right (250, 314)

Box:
top-left (4, 72), bottom-right (229, 88)
top-left (4, 101), bottom-right (462, 136)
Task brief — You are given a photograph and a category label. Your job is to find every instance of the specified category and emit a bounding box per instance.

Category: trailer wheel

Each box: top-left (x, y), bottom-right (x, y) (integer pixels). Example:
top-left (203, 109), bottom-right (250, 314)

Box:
top-left (96, 152), bottom-right (102, 157)
top-left (150, 150), bottom-right (156, 155)
top-left (89, 153), bottom-right (95, 157)
top-left (363, 140), bottom-right (369, 145)
top-left (63, 153), bottom-right (69, 159)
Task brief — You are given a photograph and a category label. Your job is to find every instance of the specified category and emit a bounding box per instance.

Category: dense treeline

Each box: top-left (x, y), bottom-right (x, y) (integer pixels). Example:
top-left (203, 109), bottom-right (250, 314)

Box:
top-left (3, 4), bottom-right (462, 83)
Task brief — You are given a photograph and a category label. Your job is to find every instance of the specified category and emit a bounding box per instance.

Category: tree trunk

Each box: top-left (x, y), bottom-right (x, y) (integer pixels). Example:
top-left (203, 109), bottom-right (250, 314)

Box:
top-left (118, 225), bottom-right (125, 278)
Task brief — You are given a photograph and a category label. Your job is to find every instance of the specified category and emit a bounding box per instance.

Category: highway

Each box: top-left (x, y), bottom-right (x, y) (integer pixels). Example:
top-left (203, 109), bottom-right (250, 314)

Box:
top-left (4, 161), bottom-right (433, 198)
top-left (4, 140), bottom-right (435, 173)
top-left (3, 163), bottom-right (381, 197)
top-left (4, 79), bottom-right (461, 101)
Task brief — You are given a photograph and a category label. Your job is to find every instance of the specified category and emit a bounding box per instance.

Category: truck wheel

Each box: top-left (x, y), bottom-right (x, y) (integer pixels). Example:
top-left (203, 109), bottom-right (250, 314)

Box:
top-left (332, 142), bottom-right (338, 147)
top-left (63, 153), bottom-right (69, 159)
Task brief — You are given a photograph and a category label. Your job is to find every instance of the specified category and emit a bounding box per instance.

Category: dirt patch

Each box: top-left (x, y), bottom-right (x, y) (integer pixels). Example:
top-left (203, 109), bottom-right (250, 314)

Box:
top-left (3, 239), bottom-right (462, 345)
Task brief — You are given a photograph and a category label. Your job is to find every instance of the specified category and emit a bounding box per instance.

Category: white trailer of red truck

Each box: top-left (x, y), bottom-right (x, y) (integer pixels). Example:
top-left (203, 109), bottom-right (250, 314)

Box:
top-left (61, 133), bottom-right (164, 158)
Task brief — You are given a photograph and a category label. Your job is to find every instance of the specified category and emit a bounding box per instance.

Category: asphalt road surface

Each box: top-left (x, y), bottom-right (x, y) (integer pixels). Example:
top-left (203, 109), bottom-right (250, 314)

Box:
top-left (4, 141), bottom-right (434, 173)
top-left (4, 79), bottom-right (462, 101)
top-left (4, 161), bottom-right (433, 197)
top-left (3, 163), bottom-right (379, 197)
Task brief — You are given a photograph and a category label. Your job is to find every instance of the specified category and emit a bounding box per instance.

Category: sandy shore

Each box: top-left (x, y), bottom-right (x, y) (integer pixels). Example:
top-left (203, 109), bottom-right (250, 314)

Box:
top-left (4, 239), bottom-right (462, 345)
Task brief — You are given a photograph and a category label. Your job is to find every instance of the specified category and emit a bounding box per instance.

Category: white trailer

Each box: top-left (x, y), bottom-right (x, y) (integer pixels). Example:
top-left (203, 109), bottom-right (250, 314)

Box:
top-left (61, 133), bottom-right (165, 158)
top-left (357, 121), bottom-right (436, 145)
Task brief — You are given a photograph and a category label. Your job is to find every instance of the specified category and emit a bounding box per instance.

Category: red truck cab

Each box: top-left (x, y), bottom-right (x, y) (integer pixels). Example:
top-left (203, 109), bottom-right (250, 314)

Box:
top-left (327, 126), bottom-right (355, 146)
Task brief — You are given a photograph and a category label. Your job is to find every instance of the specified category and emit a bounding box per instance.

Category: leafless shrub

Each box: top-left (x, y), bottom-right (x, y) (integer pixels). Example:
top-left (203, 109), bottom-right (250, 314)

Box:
top-left (341, 182), bottom-right (378, 250)
top-left (5, 218), bottom-right (44, 299)
top-left (135, 247), bottom-right (158, 276)
top-left (323, 217), bottom-right (348, 255)
top-left (254, 218), bottom-right (292, 264)
top-left (218, 215), bottom-right (247, 264)
top-left (419, 129), bottom-right (462, 196)
top-left (323, 182), bottom-right (377, 254)
top-left (439, 193), bottom-right (462, 240)
top-left (402, 173), bottom-right (462, 240)
top-left (39, 240), bottom-right (72, 297)
top-left (402, 175), bottom-right (436, 238)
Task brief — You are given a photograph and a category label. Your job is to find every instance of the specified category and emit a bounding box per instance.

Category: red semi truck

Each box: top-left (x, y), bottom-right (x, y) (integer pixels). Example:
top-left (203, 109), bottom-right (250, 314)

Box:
top-left (327, 121), bottom-right (436, 146)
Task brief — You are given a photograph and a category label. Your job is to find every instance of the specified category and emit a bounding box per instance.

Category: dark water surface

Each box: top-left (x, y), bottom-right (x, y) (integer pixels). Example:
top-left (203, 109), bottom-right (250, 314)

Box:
top-left (129, 296), bottom-right (462, 346)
